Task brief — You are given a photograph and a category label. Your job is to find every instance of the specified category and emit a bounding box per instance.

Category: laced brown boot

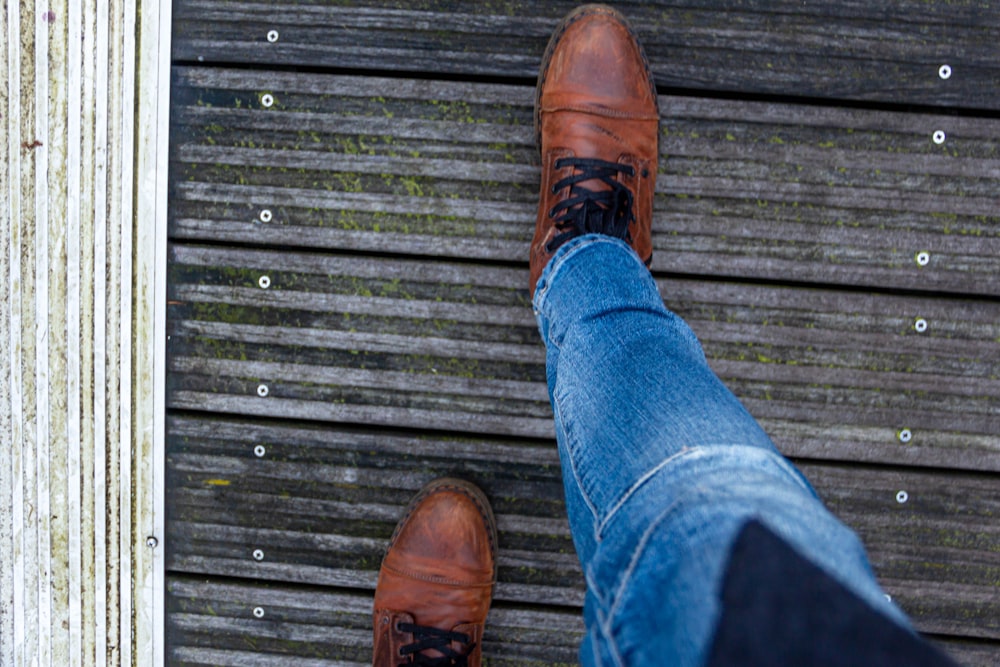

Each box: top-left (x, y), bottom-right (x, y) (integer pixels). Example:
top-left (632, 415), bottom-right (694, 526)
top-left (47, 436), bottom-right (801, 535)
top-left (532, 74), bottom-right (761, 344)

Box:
top-left (372, 478), bottom-right (497, 666)
top-left (530, 4), bottom-right (660, 297)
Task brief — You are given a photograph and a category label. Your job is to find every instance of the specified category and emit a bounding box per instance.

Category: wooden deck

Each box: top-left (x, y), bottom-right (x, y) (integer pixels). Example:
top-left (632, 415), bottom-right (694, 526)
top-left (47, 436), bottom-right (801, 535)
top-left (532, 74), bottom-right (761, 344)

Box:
top-left (165, 2), bottom-right (1000, 665)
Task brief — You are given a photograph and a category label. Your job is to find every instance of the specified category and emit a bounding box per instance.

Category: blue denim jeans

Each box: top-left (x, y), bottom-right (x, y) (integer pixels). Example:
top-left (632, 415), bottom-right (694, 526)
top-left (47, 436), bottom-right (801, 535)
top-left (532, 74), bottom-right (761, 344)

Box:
top-left (532, 236), bottom-right (908, 667)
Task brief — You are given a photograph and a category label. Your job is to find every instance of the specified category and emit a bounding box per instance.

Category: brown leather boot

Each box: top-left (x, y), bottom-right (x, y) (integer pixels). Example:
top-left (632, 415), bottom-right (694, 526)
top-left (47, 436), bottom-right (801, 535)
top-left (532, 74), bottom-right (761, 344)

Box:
top-left (372, 478), bottom-right (497, 666)
top-left (530, 4), bottom-right (660, 297)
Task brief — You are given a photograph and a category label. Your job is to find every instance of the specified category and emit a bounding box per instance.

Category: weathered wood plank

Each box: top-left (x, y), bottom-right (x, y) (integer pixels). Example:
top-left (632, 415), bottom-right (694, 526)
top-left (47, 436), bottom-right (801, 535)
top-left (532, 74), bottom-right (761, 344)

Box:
top-left (164, 415), bottom-right (1000, 642)
top-left (806, 464), bottom-right (1000, 640)
top-left (165, 413), bottom-right (578, 607)
top-left (166, 575), bottom-right (583, 666)
top-left (171, 1), bottom-right (1000, 111)
top-left (168, 67), bottom-right (1000, 296)
top-left (167, 575), bottom-right (1000, 667)
top-left (166, 243), bottom-right (1000, 472)
top-left (936, 639), bottom-right (1000, 667)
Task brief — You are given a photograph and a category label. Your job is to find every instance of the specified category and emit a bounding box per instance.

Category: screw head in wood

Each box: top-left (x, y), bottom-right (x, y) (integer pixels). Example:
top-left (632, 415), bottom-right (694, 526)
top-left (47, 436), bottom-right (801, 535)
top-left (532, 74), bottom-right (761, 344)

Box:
top-left (267, 30), bottom-right (279, 43)
top-left (146, 536), bottom-right (159, 548)
top-left (254, 445), bottom-right (266, 457)
top-left (253, 549), bottom-right (265, 561)
top-left (915, 251), bottom-right (930, 267)
top-left (897, 428), bottom-right (912, 443)
top-left (913, 318), bottom-right (928, 333)
top-left (938, 64), bottom-right (951, 80)
top-left (896, 490), bottom-right (909, 504)
top-left (259, 209), bottom-right (272, 223)
top-left (257, 384), bottom-right (269, 397)
top-left (932, 130), bottom-right (946, 145)
top-left (261, 93), bottom-right (275, 108)
top-left (258, 275), bottom-right (271, 289)
top-left (253, 607), bottom-right (265, 618)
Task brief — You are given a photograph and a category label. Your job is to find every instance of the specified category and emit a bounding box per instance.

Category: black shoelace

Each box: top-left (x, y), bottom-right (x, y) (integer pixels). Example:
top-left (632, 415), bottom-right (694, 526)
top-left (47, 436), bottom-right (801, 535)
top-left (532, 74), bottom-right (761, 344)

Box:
top-left (397, 623), bottom-right (474, 666)
top-left (546, 157), bottom-right (637, 254)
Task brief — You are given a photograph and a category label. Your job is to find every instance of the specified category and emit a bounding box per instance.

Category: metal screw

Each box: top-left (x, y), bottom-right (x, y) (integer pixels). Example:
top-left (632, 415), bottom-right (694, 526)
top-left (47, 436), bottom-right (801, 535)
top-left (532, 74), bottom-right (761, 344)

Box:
top-left (146, 536), bottom-right (159, 549)
top-left (258, 275), bottom-right (271, 289)
top-left (254, 445), bottom-right (266, 458)
top-left (253, 607), bottom-right (265, 618)
top-left (932, 130), bottom-right (946, 145)
top-left (938, 64), bottom-right (952, 80)
top-left (261, 94), bottom-right (274, 108)
top-left (267, 30), bottom-right (279, 43)
top-left (913, 318), bottom-right (928, 333)
top-left (896, 490), bottom-right (909, 504)
top-left (898, 428), bottom-right (912, 444)
top-left (257, 384), bottom-right (269, 397)
top-left (252, 549), bottom-right (265, 561)
top-left (259, 209), bottom-right (272, 223)
top-left (915, 251), bottom-right (930, 267)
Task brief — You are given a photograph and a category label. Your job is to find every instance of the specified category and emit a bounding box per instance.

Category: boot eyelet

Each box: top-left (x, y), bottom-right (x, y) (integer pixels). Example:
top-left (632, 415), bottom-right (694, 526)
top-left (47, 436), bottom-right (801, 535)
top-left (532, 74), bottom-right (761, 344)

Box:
top-left (550, 185), bottom-right (558, 194)
top-left (641, 168), bottom-right (649, 178)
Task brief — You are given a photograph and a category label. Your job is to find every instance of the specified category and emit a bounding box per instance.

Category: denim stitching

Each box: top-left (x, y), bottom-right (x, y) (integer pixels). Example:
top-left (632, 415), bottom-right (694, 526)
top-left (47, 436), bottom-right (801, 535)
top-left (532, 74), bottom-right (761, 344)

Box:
top-left (584, 566), bottom-right (607, 610)
top-left (596, 447), bottom-right (697, 539)
top-left (604, 619), bottom-right (625, 667)
top-left (606, 493), bottom-right (687, 625)
top-left (551, 389), bottom-right (602, 529)
top-left (604, 620), bottom-right (626, 667)
top-left (594, 604), bottom-right (625, 667)
top-left (605, 448), bottom-right (818, 622)
top-left (598, 446), bottom-right (814, 541)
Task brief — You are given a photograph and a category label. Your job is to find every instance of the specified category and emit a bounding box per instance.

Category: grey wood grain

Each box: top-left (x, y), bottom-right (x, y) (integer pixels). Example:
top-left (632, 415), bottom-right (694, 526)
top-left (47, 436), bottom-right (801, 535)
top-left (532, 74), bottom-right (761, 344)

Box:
top-left (169, 68), bottom-right (1000, 295)
top-left (171, 1), bottom-right (1000, 110)
top-left (167, 575), bottom-right (584, 666)
top-left (166, 574), bottom-right (998, 666)
top-left (167, 243), bottom-right (1000, 472)
top-left (165, 415), bottom-right (1000, 642)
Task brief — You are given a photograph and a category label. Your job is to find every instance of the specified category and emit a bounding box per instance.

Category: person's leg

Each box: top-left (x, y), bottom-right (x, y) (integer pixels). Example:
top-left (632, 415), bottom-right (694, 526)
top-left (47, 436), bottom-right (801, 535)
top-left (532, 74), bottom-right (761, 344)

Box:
top-left (530, 6), bottom-right (906, 666)
top-left (533, 235), bottom-right (907, 666)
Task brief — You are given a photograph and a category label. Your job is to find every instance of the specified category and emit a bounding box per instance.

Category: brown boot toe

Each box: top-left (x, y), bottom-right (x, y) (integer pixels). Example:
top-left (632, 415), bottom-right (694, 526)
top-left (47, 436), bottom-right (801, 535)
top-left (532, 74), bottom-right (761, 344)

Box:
top-left (373, 478), bottom-right (497, 666)
top-left (530, 4), bottom-right (660, 297)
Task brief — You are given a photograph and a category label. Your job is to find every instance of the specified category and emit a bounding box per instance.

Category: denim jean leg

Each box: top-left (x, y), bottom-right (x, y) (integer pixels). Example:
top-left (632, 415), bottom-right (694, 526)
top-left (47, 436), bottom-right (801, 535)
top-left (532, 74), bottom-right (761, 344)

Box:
top-left (534, 236), bottom-right (786, 560)
top-left (533, 235), bottom-right (907, 666)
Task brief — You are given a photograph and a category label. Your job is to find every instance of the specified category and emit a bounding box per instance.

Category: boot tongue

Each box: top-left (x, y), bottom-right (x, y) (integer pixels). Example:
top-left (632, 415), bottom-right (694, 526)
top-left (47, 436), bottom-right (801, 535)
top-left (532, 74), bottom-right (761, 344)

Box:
top-left (409, 584), bottom-right (478, 637)
top-left (545, 112), bottom-right (626, 196)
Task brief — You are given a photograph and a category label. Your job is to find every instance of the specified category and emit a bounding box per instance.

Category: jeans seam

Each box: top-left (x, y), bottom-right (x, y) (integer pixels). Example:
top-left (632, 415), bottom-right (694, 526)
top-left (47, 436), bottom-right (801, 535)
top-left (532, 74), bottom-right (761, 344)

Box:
top-left (552, 390), bottom-right (602, 533)
top-left (595, 605), bottom-right (625, 667)
top-left (607, 493), bottom-right (688, 625)
top-left (601, 498), bottom-right (683, 667)
top-left (596, 447), bottom-right (697, 540)
top-left (605, 452), bottom-right (819, 622)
